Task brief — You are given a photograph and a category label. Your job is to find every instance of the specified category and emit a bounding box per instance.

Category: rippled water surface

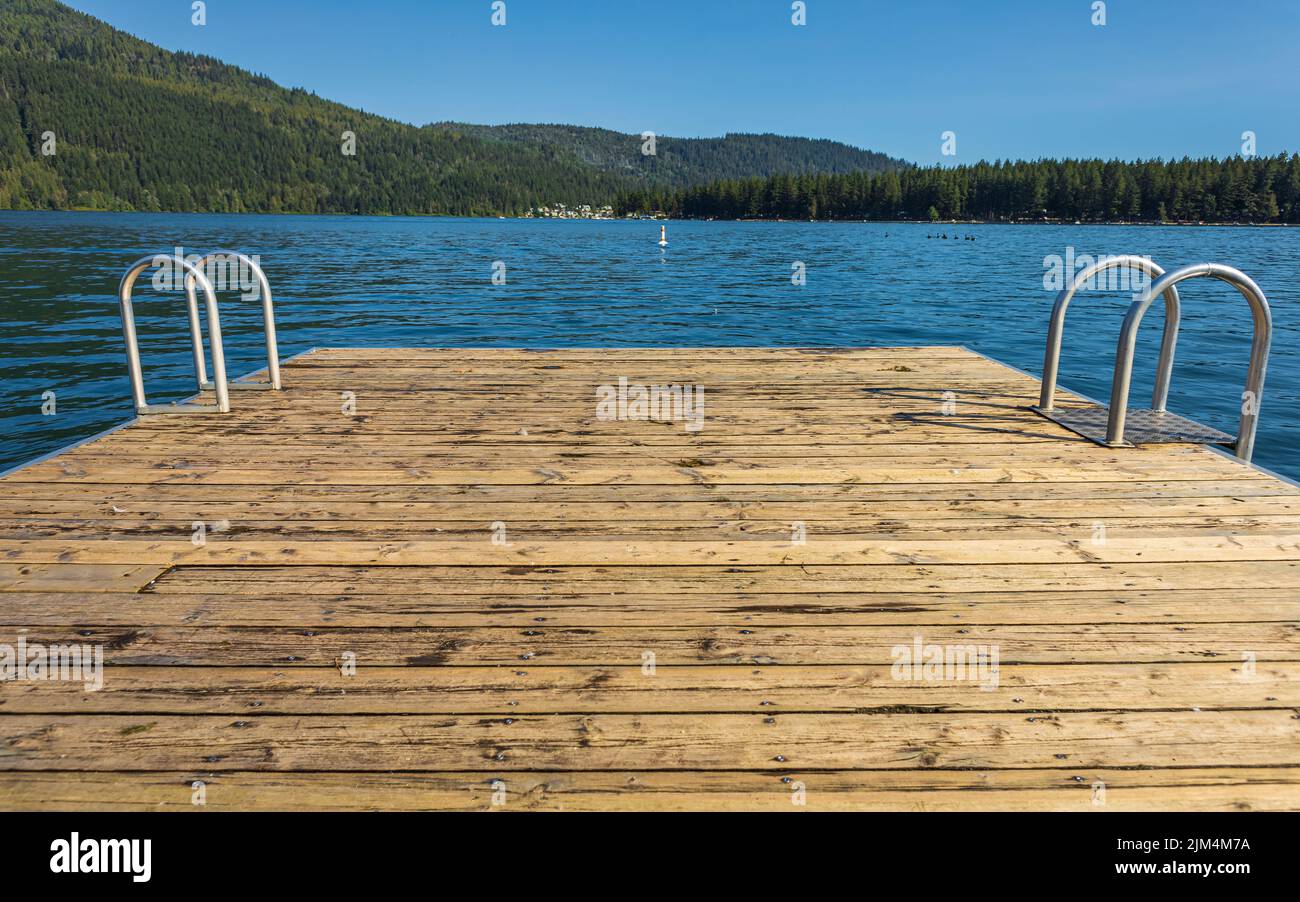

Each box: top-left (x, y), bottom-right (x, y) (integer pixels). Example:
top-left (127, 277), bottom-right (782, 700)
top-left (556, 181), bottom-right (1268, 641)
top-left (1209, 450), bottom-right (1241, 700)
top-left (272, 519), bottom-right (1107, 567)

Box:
top-left (1, 212), bottom-right (1297, 478)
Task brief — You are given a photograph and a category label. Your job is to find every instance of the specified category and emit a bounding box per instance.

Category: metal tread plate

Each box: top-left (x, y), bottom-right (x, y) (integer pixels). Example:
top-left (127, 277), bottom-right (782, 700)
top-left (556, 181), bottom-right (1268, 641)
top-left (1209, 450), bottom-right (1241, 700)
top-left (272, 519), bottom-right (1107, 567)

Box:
top-left (1032, 404), bottom-right (1235, 447)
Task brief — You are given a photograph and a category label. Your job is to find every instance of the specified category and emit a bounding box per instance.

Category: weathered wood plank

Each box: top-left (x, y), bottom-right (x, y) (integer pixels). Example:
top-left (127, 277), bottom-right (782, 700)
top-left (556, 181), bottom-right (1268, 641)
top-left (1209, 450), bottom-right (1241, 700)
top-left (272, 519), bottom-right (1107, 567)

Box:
top-left (4, 767), bottom-right (1297, 811)
top-left (0, 563), bottom-right (165, 593)
top-left (0, 588), bottom-right (1295, 627)
top-left (0, 480), bottom-right (1284, 504)
top-left (17, 462), bottom-right (1255, 487)
top-left (6, 622), bottom-right (1296, 665)
top-left (1, 663), bottom-right (1290, 714)
top-left (5, 495), bottom-right (1298, 519)
top-left (6, 534), bottom-right (1300, 565)
top-left (142, 561), bottom-right (1300, 595)
top-left (4, 711), bottom-right (1298, 771)
top-left (10, 515), bottom-right (1300, 544)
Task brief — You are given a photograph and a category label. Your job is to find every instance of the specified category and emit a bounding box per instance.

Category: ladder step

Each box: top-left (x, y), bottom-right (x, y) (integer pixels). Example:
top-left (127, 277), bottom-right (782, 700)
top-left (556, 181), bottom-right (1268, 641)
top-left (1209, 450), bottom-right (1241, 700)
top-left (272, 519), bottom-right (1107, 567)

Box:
top-left (201, 381), bottom-right (275, 391)
top-left (1034, 404), bottom-right (1234, 448)
top-left (137, 403), bottom-right (226, 415)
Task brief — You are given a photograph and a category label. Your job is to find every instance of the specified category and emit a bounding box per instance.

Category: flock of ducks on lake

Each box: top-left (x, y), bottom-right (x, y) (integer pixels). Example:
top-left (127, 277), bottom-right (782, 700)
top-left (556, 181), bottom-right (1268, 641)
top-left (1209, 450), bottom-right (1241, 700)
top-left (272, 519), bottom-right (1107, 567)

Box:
top-left (655, 227), bottom-right (976, 245)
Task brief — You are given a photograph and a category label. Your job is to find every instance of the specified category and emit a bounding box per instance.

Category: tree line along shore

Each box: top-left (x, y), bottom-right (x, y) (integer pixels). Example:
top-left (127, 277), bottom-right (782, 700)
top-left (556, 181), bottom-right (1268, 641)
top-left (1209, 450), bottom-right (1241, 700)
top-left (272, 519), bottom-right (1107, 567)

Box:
top-left (613, 155), bottom-right (1300, 224)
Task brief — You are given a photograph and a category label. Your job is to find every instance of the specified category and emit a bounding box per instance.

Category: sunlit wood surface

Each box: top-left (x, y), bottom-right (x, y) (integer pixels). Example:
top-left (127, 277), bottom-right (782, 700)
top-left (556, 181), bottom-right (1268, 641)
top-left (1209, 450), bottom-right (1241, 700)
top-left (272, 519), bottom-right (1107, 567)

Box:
top-left (2, 347), bottom-right (1298, 810)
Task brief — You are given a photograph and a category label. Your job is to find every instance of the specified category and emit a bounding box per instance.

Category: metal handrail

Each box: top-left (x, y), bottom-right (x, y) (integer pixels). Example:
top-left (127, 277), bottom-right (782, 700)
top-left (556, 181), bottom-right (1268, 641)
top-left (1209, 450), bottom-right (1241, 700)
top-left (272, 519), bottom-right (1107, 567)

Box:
top-left (1039, 255), bottom-right (1181, 412)
top-left (1108, 263), bottom-right (1271, 461)
top-left (118, 254), bottom-right (230, 414)
top-left (183, 250), bottom-right (282, 391)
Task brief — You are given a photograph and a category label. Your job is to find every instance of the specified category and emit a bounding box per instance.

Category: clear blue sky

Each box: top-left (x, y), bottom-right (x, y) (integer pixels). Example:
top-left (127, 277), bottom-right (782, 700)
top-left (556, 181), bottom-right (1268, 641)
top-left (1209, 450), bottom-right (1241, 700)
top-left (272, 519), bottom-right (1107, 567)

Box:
top-left (65, 0), bottom-right (1300, 164)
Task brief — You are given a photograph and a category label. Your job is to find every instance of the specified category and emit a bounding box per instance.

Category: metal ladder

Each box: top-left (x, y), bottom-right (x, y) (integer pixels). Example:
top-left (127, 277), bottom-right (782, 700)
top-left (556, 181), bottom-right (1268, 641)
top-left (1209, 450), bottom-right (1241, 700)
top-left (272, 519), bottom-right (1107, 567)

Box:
top-left (183, 250), bottom-right (282, 392)
top-left (1033, 258), bottom-right (1272, 462)
top-left (116, 251), bottom-right (283, 415)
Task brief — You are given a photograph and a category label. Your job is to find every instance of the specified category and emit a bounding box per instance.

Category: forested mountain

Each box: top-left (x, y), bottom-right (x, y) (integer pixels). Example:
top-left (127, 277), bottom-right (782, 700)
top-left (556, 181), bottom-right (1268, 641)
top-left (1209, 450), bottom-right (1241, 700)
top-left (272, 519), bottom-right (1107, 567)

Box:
top-left (0, 0), bottom-right (903, 215)
top-left (615, 156), bottom-right (1300, 223)
top-left (428, 123), bottom-right (904, 188)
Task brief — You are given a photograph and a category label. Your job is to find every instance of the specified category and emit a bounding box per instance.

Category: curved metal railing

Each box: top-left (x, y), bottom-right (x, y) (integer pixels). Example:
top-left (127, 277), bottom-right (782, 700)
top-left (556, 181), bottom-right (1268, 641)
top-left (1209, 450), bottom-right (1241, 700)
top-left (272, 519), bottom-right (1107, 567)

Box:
top-left (1038, 254), bottom-right (1181, 412)
top-left (117, 254), bottom-right (231, 414)
top-left (1108, 263), bottom-right (1271, 461)
top-left (183, 250), bottom-right (282, 391)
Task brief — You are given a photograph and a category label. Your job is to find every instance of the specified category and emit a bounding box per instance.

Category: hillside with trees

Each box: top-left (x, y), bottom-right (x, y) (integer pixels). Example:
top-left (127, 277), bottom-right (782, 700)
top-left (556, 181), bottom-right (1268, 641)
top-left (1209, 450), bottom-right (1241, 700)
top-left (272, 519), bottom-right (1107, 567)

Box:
top-left (614, 156), bottom-right (1300, 223)
top-left (0, 0), bottom-right (904, 215)
top-left (429, 123), bottom-right (904, 189)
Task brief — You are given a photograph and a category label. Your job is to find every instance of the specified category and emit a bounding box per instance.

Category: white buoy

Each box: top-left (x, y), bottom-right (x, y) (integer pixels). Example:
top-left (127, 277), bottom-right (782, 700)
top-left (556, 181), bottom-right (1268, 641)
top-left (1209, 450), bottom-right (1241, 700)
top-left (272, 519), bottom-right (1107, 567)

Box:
top-left (658, 224), bottom-right (668, 247)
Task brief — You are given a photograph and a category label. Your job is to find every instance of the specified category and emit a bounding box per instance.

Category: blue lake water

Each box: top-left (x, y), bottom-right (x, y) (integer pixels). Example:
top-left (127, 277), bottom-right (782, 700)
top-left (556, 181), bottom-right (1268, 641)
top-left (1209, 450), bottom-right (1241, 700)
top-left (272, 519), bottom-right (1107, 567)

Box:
top-left (1, 211), bottom-right (1296, 478)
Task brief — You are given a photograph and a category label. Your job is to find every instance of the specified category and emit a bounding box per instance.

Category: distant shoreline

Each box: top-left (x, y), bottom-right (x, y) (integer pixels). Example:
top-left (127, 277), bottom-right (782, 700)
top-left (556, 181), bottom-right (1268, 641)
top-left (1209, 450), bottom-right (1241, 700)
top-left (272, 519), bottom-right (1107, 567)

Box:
top-left (2, 208), bottom-right (1293, 227)
top-left (618, 217), bottom-right (1295, 227)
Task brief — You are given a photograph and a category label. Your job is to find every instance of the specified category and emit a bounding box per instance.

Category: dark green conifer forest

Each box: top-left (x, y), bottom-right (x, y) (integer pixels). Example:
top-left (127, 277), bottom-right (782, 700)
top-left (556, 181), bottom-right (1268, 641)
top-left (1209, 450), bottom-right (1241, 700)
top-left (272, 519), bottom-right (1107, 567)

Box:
top-left (614, 157), bottom-right (1300, 223)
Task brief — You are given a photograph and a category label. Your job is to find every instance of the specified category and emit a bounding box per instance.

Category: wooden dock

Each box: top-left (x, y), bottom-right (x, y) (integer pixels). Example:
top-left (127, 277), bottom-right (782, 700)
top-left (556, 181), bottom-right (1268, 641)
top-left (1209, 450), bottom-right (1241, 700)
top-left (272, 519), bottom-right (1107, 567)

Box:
top-left (2, 346), bottom-right (1299, 811)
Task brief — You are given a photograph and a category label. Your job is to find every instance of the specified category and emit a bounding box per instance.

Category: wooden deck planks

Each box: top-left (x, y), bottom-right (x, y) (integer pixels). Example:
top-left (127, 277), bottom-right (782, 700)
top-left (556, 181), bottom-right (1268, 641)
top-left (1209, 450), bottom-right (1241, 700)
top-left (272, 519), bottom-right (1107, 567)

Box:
top-left (1, 346), bottom-right (1299, 811)
top-left (1, 768), bottom-right (1293, 812)
top-left (2, 663), bottom-right (1295, 714)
